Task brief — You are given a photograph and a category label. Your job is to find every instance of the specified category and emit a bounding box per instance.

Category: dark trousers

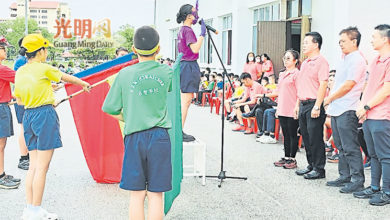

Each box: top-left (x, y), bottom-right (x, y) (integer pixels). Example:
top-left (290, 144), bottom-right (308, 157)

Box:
top-left (363, 119), bottom-right (390, 193)
top-left (358, 125), bottom-right (369, 158)
top-left (298, 102), bottom-right (326, 172)
top-left (197, 90), bottom-right (211, 102)
top-left (255, 106), bottom-right (271, 133)
top-left (279, 116), bottom-right (299, 158)
top-left (331, 111), bottom-right (365, 184)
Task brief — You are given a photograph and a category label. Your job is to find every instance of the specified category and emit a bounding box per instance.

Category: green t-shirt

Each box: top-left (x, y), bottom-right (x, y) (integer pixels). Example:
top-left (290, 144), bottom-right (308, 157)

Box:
top-left (207, 81), bottom-right (215, 90)
top-left (102, 60), bottom-right (173, 135)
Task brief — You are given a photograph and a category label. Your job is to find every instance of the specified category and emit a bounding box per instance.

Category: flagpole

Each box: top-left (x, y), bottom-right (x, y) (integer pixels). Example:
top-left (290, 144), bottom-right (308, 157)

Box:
top-left (25, 0), bottom-right (28, 35)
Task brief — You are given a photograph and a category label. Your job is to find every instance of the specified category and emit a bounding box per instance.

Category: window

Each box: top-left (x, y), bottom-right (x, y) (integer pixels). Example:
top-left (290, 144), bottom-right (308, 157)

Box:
top-left (42, 16), bottom-right (48, 19)
top-left (171, 28), bottom-right (179, 60)
top-left (221, 15), bottom-right (232, 65)
top-left (11, 14), bottom-right (17, 17)
top-left (200, 19), bottom-right (213, 64)
top-left (301, 0), bottom-right (312, 16)
top-left (287, 0), bottom-right (312, 19)
top-left (41, 10), bottom-right (47, 13)
top-left (30, 10), bottom-right (37, 13)
top-left (30, 15), bottom-right (37, 19)
top-left (42, 21), bottom-right (47, 25)
top-left (252, 3), bottom-right (280, 53)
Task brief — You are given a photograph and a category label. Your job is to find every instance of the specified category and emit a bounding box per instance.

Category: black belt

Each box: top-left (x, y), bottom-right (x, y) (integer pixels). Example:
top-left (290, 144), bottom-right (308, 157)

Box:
top-left (300, 99), bottom-right (316, 105)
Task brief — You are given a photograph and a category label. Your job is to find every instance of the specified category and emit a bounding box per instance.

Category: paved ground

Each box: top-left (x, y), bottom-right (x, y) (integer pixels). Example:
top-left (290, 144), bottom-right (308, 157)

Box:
top-left (1, 91), bottom-right (389, 219)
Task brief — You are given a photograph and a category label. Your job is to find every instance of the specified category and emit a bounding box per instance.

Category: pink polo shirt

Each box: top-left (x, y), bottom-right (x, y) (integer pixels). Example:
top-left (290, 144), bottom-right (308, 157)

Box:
top-left (262, 60), bottom-right (274, 77)
top-left (361, 54), bottom-right (390, 120)
top-left (277, 69), bottom-right (299, 117)
top-left (243, 81), bottom-right (266, 102)
top-left (243, 62), bottom-right (259, 81)
top-left (296, 55), bottom-right (329, 100)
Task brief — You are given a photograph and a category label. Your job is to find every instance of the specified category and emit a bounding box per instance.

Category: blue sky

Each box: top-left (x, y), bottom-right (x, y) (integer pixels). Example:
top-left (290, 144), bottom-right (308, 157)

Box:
top-left (0, 0), bottom-right (155, 31)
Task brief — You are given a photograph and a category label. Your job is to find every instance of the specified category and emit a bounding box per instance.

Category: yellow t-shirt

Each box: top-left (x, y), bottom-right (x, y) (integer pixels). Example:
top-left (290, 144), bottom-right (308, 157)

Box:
top-left (233, 86), bottom-right (244, 98)
top-left (266, 84), bottom-right (277, 90)
top-left (14, 62), bottom-right (63, 108)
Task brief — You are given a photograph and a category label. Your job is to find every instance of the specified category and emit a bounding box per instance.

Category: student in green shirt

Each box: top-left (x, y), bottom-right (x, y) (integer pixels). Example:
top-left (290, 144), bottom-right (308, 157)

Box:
top-left (102, 26), bottom-right (172, 220)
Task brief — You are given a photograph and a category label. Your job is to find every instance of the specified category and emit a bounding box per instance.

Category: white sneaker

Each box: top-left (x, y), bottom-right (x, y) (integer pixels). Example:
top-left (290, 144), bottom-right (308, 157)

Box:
top-left (21, 208), bottom-right (31, 220)
top-left (256, 135), bottom-right (266, 142)
top-left (261, 136), bottom-right (277, 144)
top-left (29, 208), bottom-right (58, 220)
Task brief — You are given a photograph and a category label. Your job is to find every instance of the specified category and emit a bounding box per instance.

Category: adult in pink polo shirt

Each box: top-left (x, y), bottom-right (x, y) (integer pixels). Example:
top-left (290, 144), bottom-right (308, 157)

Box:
top-left (261, 54), bottom-right (274, 77)
top-left (294, 32), bottom-right (329, 180)
top-left (232, 73), bottom-right (265, 133)
top-left (243, 52), bottom-right (260, 81)
top-left (356, 24), bottom-right (390, 205)
top-left (272, 50), bottom-right (300, 169)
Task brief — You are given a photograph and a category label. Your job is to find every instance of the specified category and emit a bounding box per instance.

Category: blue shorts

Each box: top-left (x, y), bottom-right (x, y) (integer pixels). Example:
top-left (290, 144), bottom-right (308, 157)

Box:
top-left (120, 127), bottom-right (172, 192)
top-left (14, 103), bottom-right (25, 124)
top-left (23, 105), bottom-right (62, 151)
top-left (180, 60), bottom-right (201, 93)
top-left (0, 103), bottom-right (14, 138)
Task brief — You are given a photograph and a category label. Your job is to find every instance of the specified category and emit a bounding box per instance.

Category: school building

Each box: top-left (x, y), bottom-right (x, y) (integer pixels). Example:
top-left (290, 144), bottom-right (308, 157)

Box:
top-left (155, 0), bottom-right (389, 75)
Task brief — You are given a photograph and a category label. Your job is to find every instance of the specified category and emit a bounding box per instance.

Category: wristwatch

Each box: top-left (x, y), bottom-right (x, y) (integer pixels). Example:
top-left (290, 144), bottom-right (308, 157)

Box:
top-left (364, 105), bottom-right (371, 111)
top-left (313, 106), bottom-right (320, 111)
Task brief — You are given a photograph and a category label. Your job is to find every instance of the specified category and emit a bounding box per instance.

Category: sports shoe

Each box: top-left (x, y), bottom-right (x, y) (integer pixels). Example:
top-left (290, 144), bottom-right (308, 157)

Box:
top-left (232, 124), bottom-right (246, 132)
top-left (18, 159), bottom-right (29, 170)
top-left (5, 174), bottom-right (21, 184)
top-left (183, 132), bottom-right (195, 142)
top-left (327, 154), bottom-right (339, 163)
top-left (256, 135), bottom-right (266, 142)
top-left (353, 186), bottom-right (381, 199)
top-left (0, 175), bottom-right (19, 189)
top-left (326, 178), bottom-right (351, 187)
top-left (29, 207), bottom-right (59, 220)
top-left (244, 128), bottom-right (254, 135)
top-left (325, 142), bottom-right (334, 152)
top-left (273, 158), bottom-right (287, 167)
top-left (256, 131), bottom-right (264, 138)
top-left (21, 207), bottom-right (32, 220)
top-left (283, 159), bottom-right (297, 169)
top-left (261, 136), bottom-right (277, 144)
top-left (369, 192), bottom-right (390, 206)
top-left (340, 182), bottom-right (364, 194)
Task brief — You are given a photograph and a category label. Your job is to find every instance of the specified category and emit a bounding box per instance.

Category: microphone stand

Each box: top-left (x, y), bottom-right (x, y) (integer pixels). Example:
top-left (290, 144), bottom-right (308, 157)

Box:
top-left (204, 28), bottom-right (247, 187)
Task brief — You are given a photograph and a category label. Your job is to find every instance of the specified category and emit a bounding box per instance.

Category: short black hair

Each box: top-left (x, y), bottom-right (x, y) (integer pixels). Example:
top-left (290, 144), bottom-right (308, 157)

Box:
top-left (228, 73), bottom-right (234, 78)
top-left (176, 4), bottom-right (193, 24)
top-left (116, 47), bottom-right (129, 55)
top-left (305, 32), bottom-right (323, 49)
top-left (205, 67), bottom-right (211, 73)
top-left (134, 26), bottom-right (159, 57)
top-left (339, 26), bottom-right (361, 47)
top-left (375, 24), bottom-right (390, 39)
top-left (261, 53), bottom-right (271, 61)
top-left (217, 73), bottom-right (223, 77)
top-left (240, 72), bottom-right (252, 80)
top-left (246, 52), bottom-right (255, 63)
top-left (262, 77), bottom-right (269, 83)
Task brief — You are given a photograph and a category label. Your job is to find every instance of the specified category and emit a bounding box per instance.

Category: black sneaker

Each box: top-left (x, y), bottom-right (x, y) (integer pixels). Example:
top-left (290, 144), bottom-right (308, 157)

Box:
top-left (18, 159), bottom-right (29, 170)
top-left (353, 186), bottom-right (381, 199)
top-left (326, 178), bottom-right (351, 187)
top-left (0, 176), bottom-right (19, 189)
top-left (369, 192), bottom-right (390, 206)
top-left (340, 183), bottom-right (364, 194)
top-left (183, 132), bottom-right (195, 142)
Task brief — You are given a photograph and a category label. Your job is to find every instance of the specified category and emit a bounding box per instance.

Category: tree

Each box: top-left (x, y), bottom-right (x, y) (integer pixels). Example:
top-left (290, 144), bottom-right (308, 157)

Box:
top-left (0, 18), bottom-right (57, 59)
top-left (116, 24), bottom-right (134, 51)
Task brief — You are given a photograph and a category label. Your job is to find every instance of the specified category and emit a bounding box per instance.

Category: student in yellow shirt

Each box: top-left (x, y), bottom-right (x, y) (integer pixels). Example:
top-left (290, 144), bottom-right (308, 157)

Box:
top-left (14, 34), bottom-right (90, 220)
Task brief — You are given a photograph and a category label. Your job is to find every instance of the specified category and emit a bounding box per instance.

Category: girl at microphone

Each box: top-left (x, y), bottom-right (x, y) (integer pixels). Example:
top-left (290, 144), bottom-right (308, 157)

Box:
top-left (176, 2), bottom-right (206, 142)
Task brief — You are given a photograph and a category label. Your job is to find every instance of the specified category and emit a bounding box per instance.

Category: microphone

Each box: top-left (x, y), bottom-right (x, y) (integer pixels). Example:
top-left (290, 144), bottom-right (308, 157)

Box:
top-left (199, 20), bottom-right (219, 35)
